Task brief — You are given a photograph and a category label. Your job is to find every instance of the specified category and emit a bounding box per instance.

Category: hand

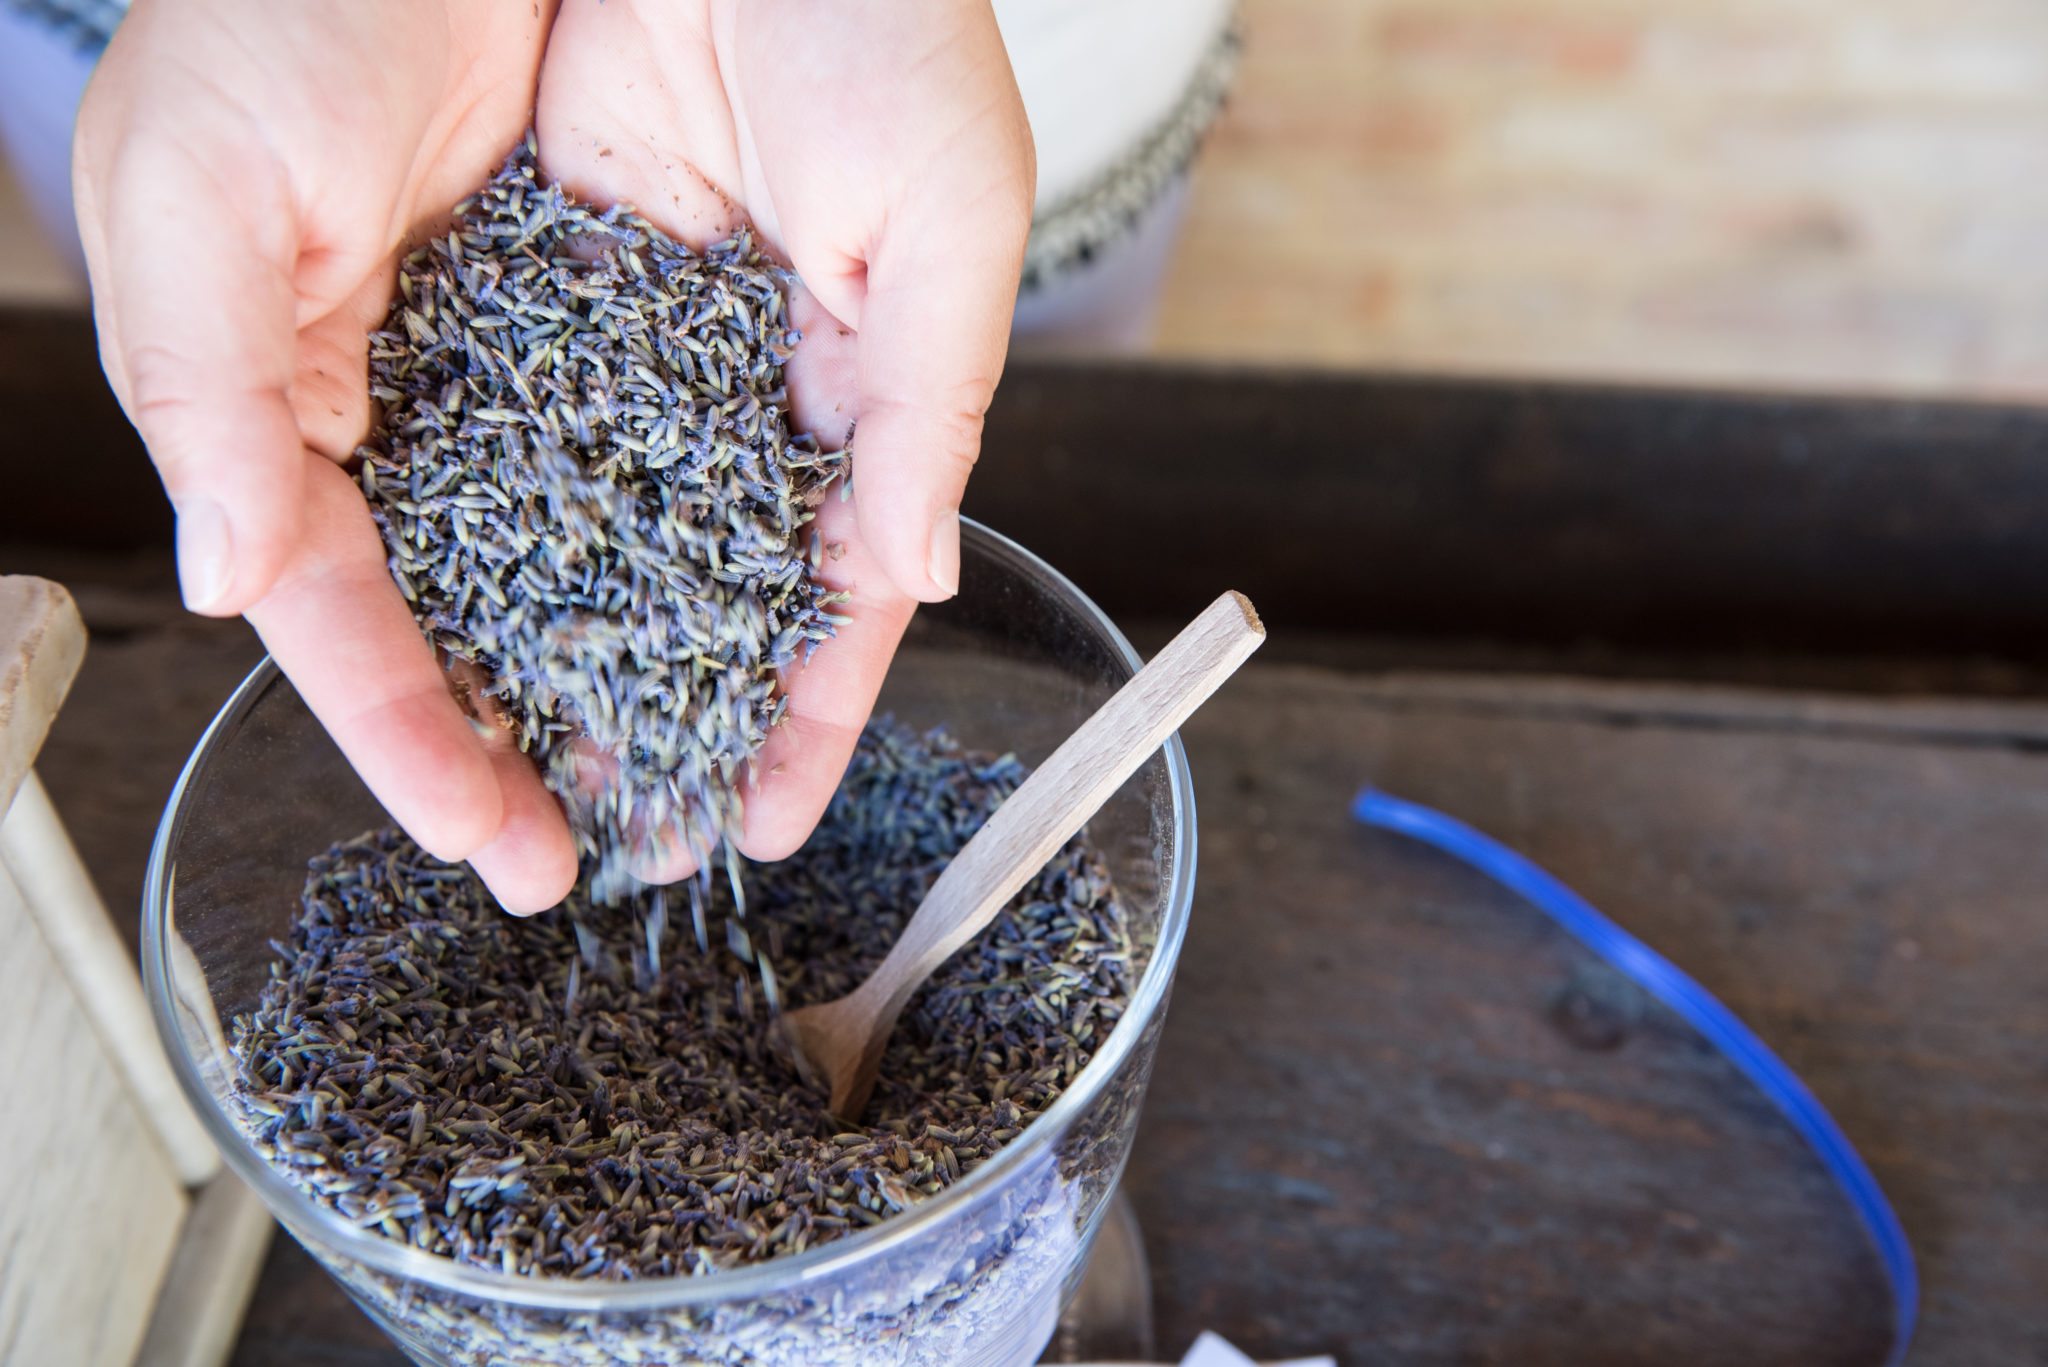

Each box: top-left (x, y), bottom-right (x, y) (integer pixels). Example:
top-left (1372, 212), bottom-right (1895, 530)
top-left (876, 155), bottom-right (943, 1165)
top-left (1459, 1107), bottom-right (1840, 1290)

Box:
top-left (74, 0), bottom-right (582, 908)
top-left (535, 0), bottom-right (1035, 874)
top-left (74, 0), bottom-right (1034, 909)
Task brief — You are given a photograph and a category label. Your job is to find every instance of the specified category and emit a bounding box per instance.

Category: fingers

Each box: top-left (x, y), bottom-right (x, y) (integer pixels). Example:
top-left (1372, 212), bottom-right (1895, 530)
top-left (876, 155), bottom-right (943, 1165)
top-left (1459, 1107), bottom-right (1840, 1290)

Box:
top-left (628, 825), bottom-right (707, 888)
top-left (248, 468), bottom-right (575, 912)
top-left (730, 0), bottom-right (1034, 606)
top-left (468, 743), bottom-right (581, 915)
top-left (535, 0), bottom-right (746, 253)
top-left (559, 740), bottom-right (705, 888)
top-left (781, 280), bottom-right (860, 446)
top-left (244, 457), bottom-right (505, 864)
top-left (84, 126), bottom-right (308, 618)
top-left (448, 658), bottom-right (579, 913)
top-left (250, 460), bottom-right (579, 911)
top-left (286, 278), bottom-right (388, 464)
top-left (849, 179), bottom-right (1032, 605)
top-left (737, 495), bottom-right (918, 862)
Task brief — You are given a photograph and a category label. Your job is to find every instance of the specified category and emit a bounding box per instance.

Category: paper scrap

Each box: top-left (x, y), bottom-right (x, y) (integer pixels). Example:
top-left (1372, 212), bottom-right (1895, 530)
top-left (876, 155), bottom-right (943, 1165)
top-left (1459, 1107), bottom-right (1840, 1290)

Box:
top-left (1184, 1330), bottom-right (1334, 1367)
top-left (1070, 1328), bottom-right (1337, 1367)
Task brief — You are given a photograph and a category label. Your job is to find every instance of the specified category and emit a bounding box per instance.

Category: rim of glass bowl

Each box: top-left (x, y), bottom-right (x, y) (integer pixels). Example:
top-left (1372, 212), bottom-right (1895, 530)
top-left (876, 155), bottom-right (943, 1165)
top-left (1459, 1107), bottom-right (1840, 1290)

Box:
top-left (142, 518), bottom-right (1198, 1313)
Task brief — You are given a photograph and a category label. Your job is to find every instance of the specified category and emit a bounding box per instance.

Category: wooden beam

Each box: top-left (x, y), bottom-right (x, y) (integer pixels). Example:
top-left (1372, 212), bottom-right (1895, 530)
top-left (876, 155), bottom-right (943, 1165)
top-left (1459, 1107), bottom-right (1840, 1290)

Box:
top-left (134, 1173), bottom-right (274, 1367)
top-left (0, 858), bottom-right (187, 1367)
top-left (1, 770), bottom-right (220, 1185)
top-left (0, 575), bottom-right (84, 814)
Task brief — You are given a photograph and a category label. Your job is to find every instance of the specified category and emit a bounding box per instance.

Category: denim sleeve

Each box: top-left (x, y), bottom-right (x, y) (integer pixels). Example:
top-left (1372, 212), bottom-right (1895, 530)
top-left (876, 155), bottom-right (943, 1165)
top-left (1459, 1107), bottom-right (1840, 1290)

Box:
top-left (2, 0), bottom-right (126, 50)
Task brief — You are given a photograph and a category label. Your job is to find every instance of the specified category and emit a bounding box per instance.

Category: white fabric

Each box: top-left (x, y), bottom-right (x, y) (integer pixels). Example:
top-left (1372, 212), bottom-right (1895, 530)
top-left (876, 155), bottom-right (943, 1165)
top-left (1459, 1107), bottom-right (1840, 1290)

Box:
top-left (993, 0), bottom-right (1235, 212)
top-left (2, 0), bottom-right (1235, 275)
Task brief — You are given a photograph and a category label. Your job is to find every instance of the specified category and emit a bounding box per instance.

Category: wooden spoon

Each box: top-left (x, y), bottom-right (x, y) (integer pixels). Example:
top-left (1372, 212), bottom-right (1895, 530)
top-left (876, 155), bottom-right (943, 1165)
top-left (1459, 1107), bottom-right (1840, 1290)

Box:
top-left (778, 591), bottom-right (1266, 1120)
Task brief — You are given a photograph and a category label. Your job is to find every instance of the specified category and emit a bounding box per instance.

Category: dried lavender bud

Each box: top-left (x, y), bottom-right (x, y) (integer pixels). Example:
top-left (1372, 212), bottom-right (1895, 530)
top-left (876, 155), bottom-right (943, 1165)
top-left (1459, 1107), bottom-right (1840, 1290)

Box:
top-left (356, 134), bottom-right (846, 901)
top-left (228, 722), bottom-right (1132, 1278)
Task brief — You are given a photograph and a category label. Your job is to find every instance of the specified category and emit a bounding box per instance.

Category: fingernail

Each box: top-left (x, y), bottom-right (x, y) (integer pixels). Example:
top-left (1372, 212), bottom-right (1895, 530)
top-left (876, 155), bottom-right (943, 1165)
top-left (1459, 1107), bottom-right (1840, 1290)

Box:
top-left (175, 499), bottom-right (233, 612)
top-left (927, 509), bottom-right (961, 598)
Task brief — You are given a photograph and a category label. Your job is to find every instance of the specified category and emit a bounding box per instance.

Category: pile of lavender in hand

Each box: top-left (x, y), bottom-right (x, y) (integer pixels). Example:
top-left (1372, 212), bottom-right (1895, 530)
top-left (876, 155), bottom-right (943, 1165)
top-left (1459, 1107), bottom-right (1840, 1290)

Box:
top-left (227, 723), bottom-right (1132, 1277)
top-left (356, 136), bottom-right (845, 900)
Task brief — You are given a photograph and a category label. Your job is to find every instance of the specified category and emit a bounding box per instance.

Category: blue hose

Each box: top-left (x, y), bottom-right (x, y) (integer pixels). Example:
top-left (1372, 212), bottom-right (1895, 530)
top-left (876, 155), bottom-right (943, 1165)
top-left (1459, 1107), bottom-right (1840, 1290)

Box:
top-left (1352, 788), bottom-right (1917, 1366)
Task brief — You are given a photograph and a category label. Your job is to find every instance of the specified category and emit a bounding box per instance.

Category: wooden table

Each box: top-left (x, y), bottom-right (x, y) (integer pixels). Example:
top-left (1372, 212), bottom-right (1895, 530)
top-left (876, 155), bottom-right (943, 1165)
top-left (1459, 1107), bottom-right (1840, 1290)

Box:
top-left (7, 309), bottom-right (2047, 1364)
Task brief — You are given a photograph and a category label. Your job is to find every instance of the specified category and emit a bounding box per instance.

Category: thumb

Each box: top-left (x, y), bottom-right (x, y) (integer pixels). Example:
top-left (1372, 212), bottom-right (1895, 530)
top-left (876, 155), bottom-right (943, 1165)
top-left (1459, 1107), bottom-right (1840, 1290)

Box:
top-left (850, 199), bottom-right (1030, 603)
top-left (82, 128), bottom-right (306, 617)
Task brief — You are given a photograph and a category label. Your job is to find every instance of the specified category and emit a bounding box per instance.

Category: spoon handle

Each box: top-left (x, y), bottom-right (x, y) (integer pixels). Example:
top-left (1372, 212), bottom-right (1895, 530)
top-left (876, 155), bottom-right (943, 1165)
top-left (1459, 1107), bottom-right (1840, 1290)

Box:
top-left (858, 591), bottom-right (1265, 1021)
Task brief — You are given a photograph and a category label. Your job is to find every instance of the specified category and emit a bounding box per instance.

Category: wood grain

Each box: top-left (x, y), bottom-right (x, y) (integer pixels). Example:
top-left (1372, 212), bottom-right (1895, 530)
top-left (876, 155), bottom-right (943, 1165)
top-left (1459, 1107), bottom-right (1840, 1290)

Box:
top-left (0, 858), bottom-right (186, 1367)
top-left (11, 306), bottom-right (2048, 675)
top-left (134, 1173), bottom-right (275, 1367)
top-left (185, 655), bottom-right (2048, 1366)
top-left (8, 345), bottom-right (2048, 1360)
top-left (1, 771), bottom-right (219, 1185)
top-left (1147, 0), bottom-right (2048, 401)
top-left (1126, 663), bottom-right (2048, 1364)
top-left (0, 576), bottom-right (83, 814)
top-left (18, 0), bottom-right (2048, 401)
top-left (968, 362), bottom-right (2048, 664)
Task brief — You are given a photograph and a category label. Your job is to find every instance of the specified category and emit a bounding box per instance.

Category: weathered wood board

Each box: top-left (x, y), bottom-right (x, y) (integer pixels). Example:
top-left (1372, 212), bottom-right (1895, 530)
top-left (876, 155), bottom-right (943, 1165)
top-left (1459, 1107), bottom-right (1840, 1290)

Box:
top-left (0, 574), bottom-right (269, 1367)
top-left (0, 859), bottom-right (187, 1367)
top-left (24, 602), bottom-right (2045, 1366)
top-left (1128, 666), bottom-right (2046, 1365)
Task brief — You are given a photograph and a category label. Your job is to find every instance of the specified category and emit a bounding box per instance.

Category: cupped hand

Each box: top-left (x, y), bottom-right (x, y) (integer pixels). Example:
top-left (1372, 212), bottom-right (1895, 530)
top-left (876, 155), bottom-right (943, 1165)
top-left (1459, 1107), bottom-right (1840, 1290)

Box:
top-left (535, 0), bottom-right (1035, 879)
top-left (74, 0), bottom-right (579, 909)
top-left (75, 0), bottom-right (1033, 909)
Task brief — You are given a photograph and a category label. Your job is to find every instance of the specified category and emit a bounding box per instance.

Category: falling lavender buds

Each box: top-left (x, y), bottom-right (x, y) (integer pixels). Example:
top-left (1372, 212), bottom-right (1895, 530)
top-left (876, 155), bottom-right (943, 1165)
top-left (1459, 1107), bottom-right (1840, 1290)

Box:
top-left (356, 134), bottom-right (847, 901)
top-left (228, 723), bottom-right (1133, 1279)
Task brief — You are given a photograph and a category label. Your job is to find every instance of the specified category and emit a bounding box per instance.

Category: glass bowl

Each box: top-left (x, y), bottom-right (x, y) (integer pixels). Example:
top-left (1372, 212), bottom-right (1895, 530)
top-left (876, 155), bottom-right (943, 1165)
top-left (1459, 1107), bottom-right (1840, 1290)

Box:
top-left (143, 519), bottom-right (1197, 1367)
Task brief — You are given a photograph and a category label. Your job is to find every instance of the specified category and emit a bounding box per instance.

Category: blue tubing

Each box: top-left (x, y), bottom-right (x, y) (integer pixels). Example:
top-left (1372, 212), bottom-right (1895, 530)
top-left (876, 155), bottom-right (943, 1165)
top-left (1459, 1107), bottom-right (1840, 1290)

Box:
top-left (1351, 788), bottom-right (1916, 1367)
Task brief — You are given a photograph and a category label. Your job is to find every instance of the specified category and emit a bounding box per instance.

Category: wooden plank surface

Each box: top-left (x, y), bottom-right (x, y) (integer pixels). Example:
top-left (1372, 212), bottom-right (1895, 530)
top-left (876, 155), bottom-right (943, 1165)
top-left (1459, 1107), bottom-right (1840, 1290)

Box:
top-left (1144, 0), bottom-right (2048, 401)
top-left (134, 1174), bottom-right (275, 1367)
top-left (19, 593), bottom-right (2045, 1366)
top-left (17, 0), bottom-right (2048, 403)
top-left (12, 305), bottom-right (2048, 675)
top-left (968, 363), bottom-right (2048, 664)
top-left (2, 771), bottom-right (220, 1185)
top-left (0, 858), bottom-right (187, 1367)
top-left (1131, 664), bottom-right (2048, 1364)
